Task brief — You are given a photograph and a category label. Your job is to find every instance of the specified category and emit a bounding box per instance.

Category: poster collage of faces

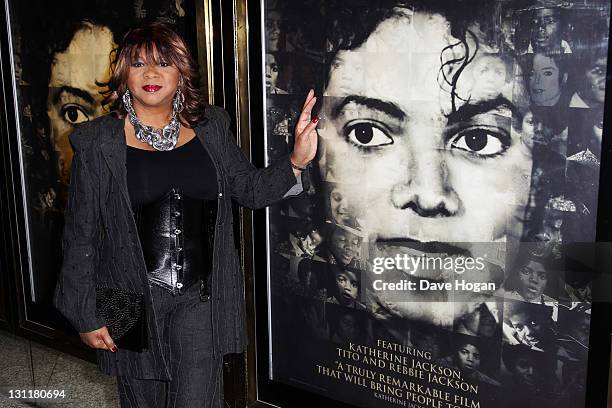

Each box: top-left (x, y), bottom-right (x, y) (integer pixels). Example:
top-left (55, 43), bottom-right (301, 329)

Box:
top-left (264, 1), bottom-right (609, 407)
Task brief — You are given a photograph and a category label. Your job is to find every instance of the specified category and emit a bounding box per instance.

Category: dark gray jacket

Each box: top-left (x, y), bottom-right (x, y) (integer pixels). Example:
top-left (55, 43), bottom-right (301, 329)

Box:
top-left (53, 106), bottom-right (302, 380)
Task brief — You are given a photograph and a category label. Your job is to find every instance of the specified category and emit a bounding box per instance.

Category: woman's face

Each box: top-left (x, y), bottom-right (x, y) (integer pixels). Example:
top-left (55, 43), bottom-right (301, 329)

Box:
top-left (319, 11), bottom-right (532, 261)
top-left (457, 344), bottom-right (480, 373)
top-left (335, 270), bottom-right (359, 304)
top-left (126, 48), bottom-right (180, 112)
top-left (47, 23), bottom-right (116, 187)
top-left (529, 54), bottom-right (564, 106)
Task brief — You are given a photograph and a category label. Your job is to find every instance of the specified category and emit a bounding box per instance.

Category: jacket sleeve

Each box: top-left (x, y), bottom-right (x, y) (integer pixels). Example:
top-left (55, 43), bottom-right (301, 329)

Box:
top-left (52, 127), bottom-right (106, 333)
top-left (214, 107), bottom-right (309, 209)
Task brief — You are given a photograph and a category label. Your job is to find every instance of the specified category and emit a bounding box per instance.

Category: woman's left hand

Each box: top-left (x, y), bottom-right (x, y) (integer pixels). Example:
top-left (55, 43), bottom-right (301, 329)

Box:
top-left (290, 89), bottom-right (318, 172)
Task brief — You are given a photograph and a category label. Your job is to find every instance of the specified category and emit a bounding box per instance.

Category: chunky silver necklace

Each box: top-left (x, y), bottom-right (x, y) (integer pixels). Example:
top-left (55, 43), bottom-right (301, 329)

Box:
top-left (122, 89), bottom-right (184, 151)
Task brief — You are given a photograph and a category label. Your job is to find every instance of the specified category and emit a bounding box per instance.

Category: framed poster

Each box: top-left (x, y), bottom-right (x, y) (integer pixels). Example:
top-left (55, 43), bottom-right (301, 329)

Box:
top-left (0, 0), bottom-right (202, 336)
top-left (246, 0), bottom-right (612, 407)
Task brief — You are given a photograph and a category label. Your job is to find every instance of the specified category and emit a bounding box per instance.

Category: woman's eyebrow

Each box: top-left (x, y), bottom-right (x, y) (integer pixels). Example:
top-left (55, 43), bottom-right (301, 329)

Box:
top-left (331, 95), bottom-right (406, 121)
top-left (446, 96), bottom-right (519, 125)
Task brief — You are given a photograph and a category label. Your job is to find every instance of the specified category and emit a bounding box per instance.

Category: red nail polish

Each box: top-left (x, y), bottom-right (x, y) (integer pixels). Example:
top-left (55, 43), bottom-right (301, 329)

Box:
top-left (111, 346), bottom-right (118, 353)
top-left (312, 116), bottom-right (319, 124)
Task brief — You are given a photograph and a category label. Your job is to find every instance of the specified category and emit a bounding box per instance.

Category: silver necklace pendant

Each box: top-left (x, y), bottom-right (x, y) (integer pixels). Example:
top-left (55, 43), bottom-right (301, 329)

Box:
top-left (123, 89), bottom-right (183, 151)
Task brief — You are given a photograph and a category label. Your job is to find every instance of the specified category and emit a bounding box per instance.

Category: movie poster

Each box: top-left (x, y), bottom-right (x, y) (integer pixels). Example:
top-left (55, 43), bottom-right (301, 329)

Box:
top-left (7, 0), bottom-right (196, 304)
top-left (263, 1), bottom-right (608, 407)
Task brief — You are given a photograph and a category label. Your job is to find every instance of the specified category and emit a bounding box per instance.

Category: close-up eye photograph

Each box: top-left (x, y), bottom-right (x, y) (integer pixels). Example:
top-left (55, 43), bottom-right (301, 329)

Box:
top-left (0, 0), bottom-right (612, 407)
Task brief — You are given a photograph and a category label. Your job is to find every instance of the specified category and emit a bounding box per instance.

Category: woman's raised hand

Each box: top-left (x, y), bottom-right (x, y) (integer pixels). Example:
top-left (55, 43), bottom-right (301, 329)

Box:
top-left (290, 89), bottom-right (318, 171)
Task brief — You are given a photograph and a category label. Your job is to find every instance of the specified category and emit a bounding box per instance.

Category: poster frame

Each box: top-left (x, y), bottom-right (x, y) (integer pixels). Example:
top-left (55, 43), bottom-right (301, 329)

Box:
top-left (239, 1), bottom-right (612, 407)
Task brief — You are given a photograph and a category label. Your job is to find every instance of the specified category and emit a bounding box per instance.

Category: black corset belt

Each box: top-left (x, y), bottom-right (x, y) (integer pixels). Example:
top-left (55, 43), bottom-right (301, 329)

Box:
top-left (132, 188), bottom-right (217, 300)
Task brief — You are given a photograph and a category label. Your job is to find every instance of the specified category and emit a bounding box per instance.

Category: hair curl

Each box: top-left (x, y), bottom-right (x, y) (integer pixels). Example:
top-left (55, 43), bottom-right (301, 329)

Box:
top-left (103, 21), bottom-right (205, 127)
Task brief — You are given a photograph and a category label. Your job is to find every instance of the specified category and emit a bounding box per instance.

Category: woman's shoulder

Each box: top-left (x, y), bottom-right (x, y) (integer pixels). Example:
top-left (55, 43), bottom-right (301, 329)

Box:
top-left (196, 106), bottom-right (233, 148)
top-left (199, 105), bottom-right (231, 131)
top-left (203, 104), bottom-right (230, 122)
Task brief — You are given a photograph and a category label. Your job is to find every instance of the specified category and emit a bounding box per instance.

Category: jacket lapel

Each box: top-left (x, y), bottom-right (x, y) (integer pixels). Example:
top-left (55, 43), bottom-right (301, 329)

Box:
top-left (195, 117), bottom-right (217, 161)
top-left (195, 116), bottom-right (225, 189)
top-left (99, 116), bottom-right (132, 207)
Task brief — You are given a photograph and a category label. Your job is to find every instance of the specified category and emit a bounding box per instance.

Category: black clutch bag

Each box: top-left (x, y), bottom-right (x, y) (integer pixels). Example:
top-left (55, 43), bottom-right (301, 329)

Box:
top-left (95, 286), bottom-right (149, 353)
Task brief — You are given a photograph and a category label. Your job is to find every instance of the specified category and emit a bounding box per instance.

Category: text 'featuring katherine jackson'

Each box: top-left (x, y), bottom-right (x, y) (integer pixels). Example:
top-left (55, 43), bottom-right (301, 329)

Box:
top-left (315, 339), bottom-right (482, 408)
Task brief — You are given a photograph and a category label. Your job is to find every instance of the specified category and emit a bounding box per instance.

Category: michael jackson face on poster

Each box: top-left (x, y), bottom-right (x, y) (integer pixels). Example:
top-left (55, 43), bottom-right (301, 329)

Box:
top-left (265, 1), bottom-right (607, 407)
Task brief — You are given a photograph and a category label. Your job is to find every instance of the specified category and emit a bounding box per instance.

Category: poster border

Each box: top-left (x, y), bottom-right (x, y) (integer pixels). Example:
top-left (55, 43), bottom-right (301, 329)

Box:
top-left (241, 1), bottom-right (612, 407)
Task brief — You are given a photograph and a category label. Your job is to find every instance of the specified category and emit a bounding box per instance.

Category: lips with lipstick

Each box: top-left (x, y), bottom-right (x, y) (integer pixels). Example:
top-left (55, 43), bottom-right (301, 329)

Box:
top-left (143, 85), bottom-right (162, 92)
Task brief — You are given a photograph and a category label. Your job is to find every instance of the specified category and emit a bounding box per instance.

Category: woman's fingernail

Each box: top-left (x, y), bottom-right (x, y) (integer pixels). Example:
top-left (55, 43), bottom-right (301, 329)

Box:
top-left (111, 346), bottom-right (118, 353)
top-left (312, 116), bottom-right (319, 124)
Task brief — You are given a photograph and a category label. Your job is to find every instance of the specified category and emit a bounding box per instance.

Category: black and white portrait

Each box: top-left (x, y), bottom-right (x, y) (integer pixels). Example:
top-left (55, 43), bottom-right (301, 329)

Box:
top-left (264, 1), bottom-right (607, 407)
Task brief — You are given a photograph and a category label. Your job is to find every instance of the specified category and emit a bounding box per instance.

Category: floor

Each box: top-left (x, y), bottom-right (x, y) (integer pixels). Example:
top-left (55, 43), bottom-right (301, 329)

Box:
top-left (0, 330), bottom-right (120, 407)
top-left (2, 328), bottom-right (610, 407)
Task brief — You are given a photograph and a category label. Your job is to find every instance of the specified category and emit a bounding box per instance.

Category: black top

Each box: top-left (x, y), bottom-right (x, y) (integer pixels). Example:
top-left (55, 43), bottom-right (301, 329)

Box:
top-left (126, 136), bottom-right (218, 205)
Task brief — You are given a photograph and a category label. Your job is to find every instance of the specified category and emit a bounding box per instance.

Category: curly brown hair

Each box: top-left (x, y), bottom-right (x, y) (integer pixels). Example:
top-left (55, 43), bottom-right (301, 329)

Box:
top-left (103, 21), bottom-right (205, 127)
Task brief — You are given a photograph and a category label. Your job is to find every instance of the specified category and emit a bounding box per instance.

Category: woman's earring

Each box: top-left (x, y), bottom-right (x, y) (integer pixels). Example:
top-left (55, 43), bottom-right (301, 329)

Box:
top-left (122, 89), bottom-right (133, 111)
top-left (173, 88), bottom-right (185, 113)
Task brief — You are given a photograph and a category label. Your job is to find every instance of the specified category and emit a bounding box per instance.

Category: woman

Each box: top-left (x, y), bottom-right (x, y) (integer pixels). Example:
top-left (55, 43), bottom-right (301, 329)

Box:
top-left (52, 22), bottom-right (317, 407)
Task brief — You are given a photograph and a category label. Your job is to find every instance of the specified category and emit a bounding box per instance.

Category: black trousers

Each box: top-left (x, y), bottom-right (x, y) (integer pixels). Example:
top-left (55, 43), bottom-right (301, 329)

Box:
top-left (117, 282), bottom-right (223, 408)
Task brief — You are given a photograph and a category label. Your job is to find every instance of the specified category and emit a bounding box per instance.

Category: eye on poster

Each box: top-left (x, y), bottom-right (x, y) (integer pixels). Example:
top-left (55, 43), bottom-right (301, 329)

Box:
top-left (262, 1), bottom-right (608, 407)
